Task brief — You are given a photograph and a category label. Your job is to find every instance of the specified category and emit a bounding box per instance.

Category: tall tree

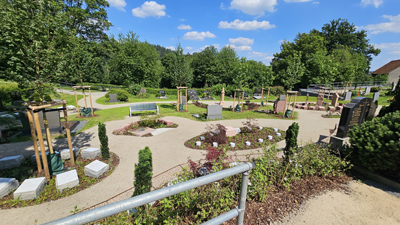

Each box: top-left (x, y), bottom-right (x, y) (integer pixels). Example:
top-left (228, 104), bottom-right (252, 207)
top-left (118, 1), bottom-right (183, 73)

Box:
top-left (320, 18), bottom-right (380, 69)
top-left (190, 46), bottom-right (220, 87)
top-left (280, 52), bottom-right (305, 91)
top-left (63, 0), bottom-right (112, 42)
top-left (169, 43), bottom-right (193, 87)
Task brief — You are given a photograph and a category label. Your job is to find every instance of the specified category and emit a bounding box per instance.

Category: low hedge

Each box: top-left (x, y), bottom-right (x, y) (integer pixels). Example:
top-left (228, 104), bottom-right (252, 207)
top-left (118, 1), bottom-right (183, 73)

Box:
top-left (105, 89), bottom-right (129, 101)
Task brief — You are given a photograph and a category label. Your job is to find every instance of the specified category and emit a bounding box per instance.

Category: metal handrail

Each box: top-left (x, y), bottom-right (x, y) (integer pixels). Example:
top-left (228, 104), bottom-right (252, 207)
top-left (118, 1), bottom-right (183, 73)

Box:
top-left (43, 162), bottom-right (256, 225)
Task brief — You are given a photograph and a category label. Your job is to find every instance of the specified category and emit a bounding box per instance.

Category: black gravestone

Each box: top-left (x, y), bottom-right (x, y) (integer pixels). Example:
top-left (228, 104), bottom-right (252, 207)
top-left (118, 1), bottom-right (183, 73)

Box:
top-left (336, 97), bottom-right (372, 138)
top-left (204, 91), bottom-right (210, 97)
top-left (254, 89), bottom-right (262, 94)
top-left (158, 90), bottom-right (165, 96)
top-left (188, 89), bottom-right (199, 100)
top-left (10, 91), bottom-right (22, 102)
top-left (244, 91), bottom-right (249, 98)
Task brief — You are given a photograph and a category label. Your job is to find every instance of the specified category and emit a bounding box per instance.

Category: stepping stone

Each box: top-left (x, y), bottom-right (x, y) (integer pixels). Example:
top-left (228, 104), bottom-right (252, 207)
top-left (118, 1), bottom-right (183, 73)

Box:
top-left (60, 148), bottom-right (79, 160)
top-left (84, 160), bottom-right (109, 178)
top-left (0, 155), bottom-right (24, 170)
top-left (56, 170), bottom-right (79, 192)
top-left (151, 128), bottom-right (174, 136)
top-left (31, 151), bottom-right (59, 165)
top-left (14, 177), bottom-right (46, 200)
top-left (81, 148), bottom-right (101, 159)
top-left (0, 178), bottom-right (19, 198)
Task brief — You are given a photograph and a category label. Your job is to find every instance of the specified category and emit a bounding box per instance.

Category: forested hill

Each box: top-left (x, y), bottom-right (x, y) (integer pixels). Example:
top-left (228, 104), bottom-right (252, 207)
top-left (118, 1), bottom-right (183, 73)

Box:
top-left (151, 44), bottom-right (175, 58)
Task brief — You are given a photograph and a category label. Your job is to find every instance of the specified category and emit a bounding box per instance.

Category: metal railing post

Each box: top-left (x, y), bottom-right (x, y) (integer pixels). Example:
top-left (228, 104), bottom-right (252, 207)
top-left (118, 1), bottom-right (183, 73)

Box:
top-left (236, 169), bottom-right (251, 225)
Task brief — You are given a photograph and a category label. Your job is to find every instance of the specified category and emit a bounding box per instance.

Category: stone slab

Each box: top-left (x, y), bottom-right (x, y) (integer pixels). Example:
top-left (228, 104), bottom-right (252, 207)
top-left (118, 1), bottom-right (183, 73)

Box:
top-left (329, 135), bottom-right (350, 153)
top-left (224, 126), bottom-right (237, 137)
top-left (66, 105), bottom-right (76, 110)
top-left (245, 141), bottom-right (251, 146)
top-left (268, 135), bottom-right (273, 140)
top-left (196, 141), bottom-right (201, 146)
top-left (212, 142), bottom-right (218, 147)
top-left (235, 128), bottom-right (241, 134)
top-left (309, 106), bottom-right (315, 110)
top-left (317, 106), bottom-right (325, 111)
top-left (344, 91), bottom-right (352, 101)
top-left (273, 100), bottom-right (286, 113)
top-left (131, 127), bottom-right (156, 137)
top-left (60, 148), bottom-right (79, 160)
top-left (373, 92), bottom-right (380, 102)
top-left (81, 148), bottom-right (101, 159)
top-left (0, 178), bottom-right (19, 198)
top-left (0, 155), bottom-right (24, 170)
top-left (14, 177), bottom-right (46, 200)
top-left (151, 128), bottom-right (174, 136)
top-left (56, 170), bottom-right (79, 192)
top-left (84, 160), bottom-right (109, 178)
top-left (207, 105), bottom-right (223, 120)
top-left (301, 105), bottom-right (308, 110)
top-left (328, 106), bottom-right (335, 111)
top-left (159, 119), bottom-right (174, 126)
top-left (230, 142), bottom-right (235, 147)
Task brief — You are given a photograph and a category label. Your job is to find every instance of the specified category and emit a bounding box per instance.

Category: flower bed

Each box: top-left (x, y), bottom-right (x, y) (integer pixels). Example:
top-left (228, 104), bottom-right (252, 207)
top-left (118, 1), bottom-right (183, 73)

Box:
top-left (112, 120), bottom-right (178, 137)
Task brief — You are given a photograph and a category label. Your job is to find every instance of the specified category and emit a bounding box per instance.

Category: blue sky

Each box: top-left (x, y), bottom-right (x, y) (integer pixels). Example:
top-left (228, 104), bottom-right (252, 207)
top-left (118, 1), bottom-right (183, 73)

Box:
top-left (105, 0), bottom-right (400, 71)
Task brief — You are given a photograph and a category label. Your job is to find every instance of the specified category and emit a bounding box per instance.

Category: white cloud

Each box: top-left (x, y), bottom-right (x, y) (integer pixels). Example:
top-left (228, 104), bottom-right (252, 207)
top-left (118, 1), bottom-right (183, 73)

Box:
top-left (229, 0), bottom-right (277, 16)
top-left (374, 42), bottom-right (400, 55)
top-left (284, 0), bottom-right (312, 2)
top-left (219, 19), bottom-right (276, 30)
top-left (359, 14), bottom-right (400, 34)
top-left (200, 44), bottom-right (220, 50)
top-left (117, 27), bottom-right (122, 30)
top-left (108, 0), bottom-right (126, 12)
top-left (178, 24), bottom-right (192, 30)
top-left (166, 46), bottom-right (176, 51)
top-left (361, 0), bottom-right (383, 8)
top-left (183, 31), bottom-right (216, 41)
top-left (170, 37), bottom-right (174, 40)
top-left (248, 51), bottom-right (267, 58)
top-left (229, 37), bottom-right (254, 46)
top-left (220, 2), bottom-right (226, 9)
top-left (224, 44), bottom-right (252, 51)
top-left (132, 1), bottom-right (166, 18)
top-left (312, 1), bottom-right (319, 4)
top-left (180, 19), bottom-right (185, 21)
top-left (186, 47), bottom-right (193, 50)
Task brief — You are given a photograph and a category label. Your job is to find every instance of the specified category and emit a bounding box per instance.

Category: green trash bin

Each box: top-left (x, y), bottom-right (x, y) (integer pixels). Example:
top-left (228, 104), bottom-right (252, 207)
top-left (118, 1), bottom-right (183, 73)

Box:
top-left (284, 109), bottom-right (292, 118)
top-left (179, 103), bottom-right (184, 111)
top-left (47, 153), bottom-right (66, 176)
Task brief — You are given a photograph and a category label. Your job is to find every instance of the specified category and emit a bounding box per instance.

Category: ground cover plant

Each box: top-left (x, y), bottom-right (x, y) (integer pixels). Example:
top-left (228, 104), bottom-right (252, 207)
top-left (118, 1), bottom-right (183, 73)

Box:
top-left (184, 119), bottom-right (286, 151)
top-left (0, 152), bottom-right (119, 209)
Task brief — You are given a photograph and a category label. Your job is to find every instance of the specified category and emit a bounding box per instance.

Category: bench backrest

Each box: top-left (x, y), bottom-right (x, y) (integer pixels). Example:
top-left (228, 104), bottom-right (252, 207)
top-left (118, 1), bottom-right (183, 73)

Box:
top-left (130, 103), bottom-right (157, 110)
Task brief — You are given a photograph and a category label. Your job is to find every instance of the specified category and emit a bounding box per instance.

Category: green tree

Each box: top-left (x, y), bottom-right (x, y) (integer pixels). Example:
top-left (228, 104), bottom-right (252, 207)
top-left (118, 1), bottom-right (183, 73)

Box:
top-left (98, 122), bottom-right (110, 160)
top-left (305, 50), bottom-right (339, 85)
top-left (217, 46), bottom-right (239, 85)
top-left (284, 122), bottom-right (299, 163)
top-left (280, 52), bottom-right (305, 90)
top-left (63, 0), bottom-right (112, 42)
top-left (165, 43), bottom-right (193, 87)
top-left (320, 18), bottom-right (380, 69)
top-left (132, 146), bottom-right (153, 197)
top-left (0, 0), bottom-right (73, 100)
top-left (190, 46), bottom-right (220, 87)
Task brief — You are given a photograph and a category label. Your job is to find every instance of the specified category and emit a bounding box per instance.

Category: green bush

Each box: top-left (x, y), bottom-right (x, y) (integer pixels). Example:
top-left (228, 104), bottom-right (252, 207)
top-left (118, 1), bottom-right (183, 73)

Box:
top-left (371, 87), bottom-right (380, 92)
top-left (0, 83), bottom-right (20, 104)
top-left (105, 89), bottom-right (129, 101)
top-left (284, 122), bottom-right (299, 162)
top-left (155, 93), bottom-right (161, 98)
top-left (128, 84), bottom-right (141, 95)
top-left (378, 77), bottom-right (400, 117)
top-left (347, 111), bottom-right (400, 172)
top-left (98, 122), bottom-right (110, 160)
top-left (268, 86), bottom-right (285, 96)
top-left (132, 146), bottom-right (153, 197)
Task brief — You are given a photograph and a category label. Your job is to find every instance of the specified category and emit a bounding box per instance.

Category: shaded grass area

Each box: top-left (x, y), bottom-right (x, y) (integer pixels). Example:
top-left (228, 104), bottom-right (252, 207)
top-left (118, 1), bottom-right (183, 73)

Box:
top-left (95, 95), bottom-right (225, 105)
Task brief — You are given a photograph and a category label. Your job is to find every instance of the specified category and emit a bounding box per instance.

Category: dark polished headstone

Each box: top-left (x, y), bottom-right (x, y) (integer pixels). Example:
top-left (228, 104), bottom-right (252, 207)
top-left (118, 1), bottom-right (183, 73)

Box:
top-left (254, 89), bottom-right (262, 94)
top-left (336, 97), bottom-right (372, 138)
top-left (10, 91), bottom-right (22, 102)
top-left (367, 101), bottom-right (377, 118)
top-left (188, 89), bottom-right (199, 100)
top-left (244, 91), bottom-right (249, 98)
top-left (158, 90), bottom-right (165, 96)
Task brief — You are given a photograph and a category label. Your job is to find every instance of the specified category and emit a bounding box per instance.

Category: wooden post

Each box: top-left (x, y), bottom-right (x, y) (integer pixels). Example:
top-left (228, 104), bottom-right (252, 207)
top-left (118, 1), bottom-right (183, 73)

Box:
top-left (287, 94), bottom-right (293, 114)
top-left (27, 109), bottom-right (42, 172)
top-left (89, 87), bottom-right (94, 116)
top-left (292, 94), bottom-right (297, 118)
top-left (43, 112), bottom-right (54, 154)
top-left (241, 91), bottom-right (244, 112)
top-left (232, 91), bottom-right (236, 112)
top-left (74, 88), bottom-right (80, 116)
top-left (33, 112), bottom-right (50, 181)
top-left (63, 103), bottom-right (74, 165)
top-left (185, 88), bottom-right (188, 111)
top-left (82, 88), bottom-right (88, 108)
top-left (283, 92), bottom-right (289, 116)
top-left (261, 88), bottom-right (264, 106)
top-left (357, 87), bottom-right (361, 97)
top-left (176, 88), bottom-right (179, 111)
top-left (266, 88), bottom-right (270, 107)
top-left (326, 89), bottom-right (331, 106)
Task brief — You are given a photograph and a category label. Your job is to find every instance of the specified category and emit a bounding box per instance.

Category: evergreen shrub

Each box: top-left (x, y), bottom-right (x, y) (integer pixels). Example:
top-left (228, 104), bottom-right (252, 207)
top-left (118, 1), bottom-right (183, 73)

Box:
top-left (132, 146), bottom-right (153, 197)
top-left (284, 122), bottom-right (299, 162)
top-left (105, 89), bottom-right (129, 101)
top-left (98, 122), bottom-right (110, 160)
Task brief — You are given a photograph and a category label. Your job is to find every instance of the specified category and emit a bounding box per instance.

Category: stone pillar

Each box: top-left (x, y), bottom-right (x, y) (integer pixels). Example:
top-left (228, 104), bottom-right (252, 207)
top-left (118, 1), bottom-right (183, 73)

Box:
top-left (220, 87), bottom-right (225, 106)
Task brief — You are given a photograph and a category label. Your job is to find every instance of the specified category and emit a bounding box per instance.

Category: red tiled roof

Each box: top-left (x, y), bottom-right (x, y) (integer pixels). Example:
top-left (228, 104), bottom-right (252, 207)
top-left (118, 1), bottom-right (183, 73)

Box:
top-left (372, 59), bottom-right (400, 74)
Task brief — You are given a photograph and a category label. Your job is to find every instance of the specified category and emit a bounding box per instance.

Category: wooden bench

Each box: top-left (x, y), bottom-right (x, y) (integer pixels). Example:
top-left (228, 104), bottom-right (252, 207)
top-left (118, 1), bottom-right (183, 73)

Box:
top-left (129, 103), bottom-right (159, 117)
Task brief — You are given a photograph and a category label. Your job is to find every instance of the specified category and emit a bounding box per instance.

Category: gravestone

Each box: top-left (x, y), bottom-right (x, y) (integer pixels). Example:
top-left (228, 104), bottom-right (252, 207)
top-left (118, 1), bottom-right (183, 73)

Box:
top-left (204, 91), bottom-right (210, 98)
top-left (364, 87), bottom-right (371, 95)
top-left (207, 105), bottom-right (223, 120)
top-left (109, 93), bottom-right (118, 103)
top-left (367, 101), bottom-right (377, 118)
top-left (243, 91), bottom-right (249, 98)
top-left (316, 93), bottom-right (324, 107)
top-left (373, 92), bottom-right (380, 102)
top-left (158, 90), bottom-right (165, 97)
top-left (14, 177), bottom-right (46, 200)
top-left (0, 178), bottom-right (19, 199)
top-left (10, 91), bottom-right (22, 102)
top-left (336, 97), bottom-right (372, 138)
top-left (273, 100), bottom-right (286, 113)
top-left (392, 83), bottom-right (396, 91)
top-left (188, 89), bottom-right (199, 100)
top-left (344, 91), bottom-right (352, 101)
top-left (279, 95), bottom-right (286, 101)
top-left (331, 93), bottom-right (340, 107)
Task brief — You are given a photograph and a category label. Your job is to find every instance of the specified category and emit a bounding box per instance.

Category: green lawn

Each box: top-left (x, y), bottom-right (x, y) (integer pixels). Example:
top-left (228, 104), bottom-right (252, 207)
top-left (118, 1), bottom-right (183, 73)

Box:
top-left (53, 93), bottom-right (84, 108)
top-left (69, 103), bottom-right (297, 132)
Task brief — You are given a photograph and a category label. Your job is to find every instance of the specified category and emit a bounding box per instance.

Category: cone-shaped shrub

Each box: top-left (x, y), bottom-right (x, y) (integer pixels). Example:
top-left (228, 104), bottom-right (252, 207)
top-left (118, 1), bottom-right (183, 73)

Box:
top-left (284, 122), bottom-right (299, 162)
top-left (132, 146), bottom-right (153, 197)
top-left (98, 122), bottom-right (110, 160)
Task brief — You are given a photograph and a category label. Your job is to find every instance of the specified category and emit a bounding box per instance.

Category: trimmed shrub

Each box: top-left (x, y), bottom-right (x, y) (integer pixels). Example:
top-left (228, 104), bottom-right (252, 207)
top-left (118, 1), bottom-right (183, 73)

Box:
top-left (105, 89), bottom-right (129, 101)
top-left (347, 111), bottom-right (400, 172)
top-left (371, 87), bottom-right (380, 92)
top-left (128, 84), bottom-right (141, 95)
top-left (284, 122), bottom-right (299, 162)
top-left (98, 122), bottom-right (110, 160)
top-left (268, 86), bottom-right (285, 96)
top-left (132, 146), bottom-right (153, 197)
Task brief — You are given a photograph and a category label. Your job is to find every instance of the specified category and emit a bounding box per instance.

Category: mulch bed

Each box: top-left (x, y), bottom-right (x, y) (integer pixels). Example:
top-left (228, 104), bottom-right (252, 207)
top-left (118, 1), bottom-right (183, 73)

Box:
top-left (184, 127), bottom-right (286, 151)
top-left (225, 175), bottom-right (352, 225)
top-left (0, 152), bottom-right (120, 209)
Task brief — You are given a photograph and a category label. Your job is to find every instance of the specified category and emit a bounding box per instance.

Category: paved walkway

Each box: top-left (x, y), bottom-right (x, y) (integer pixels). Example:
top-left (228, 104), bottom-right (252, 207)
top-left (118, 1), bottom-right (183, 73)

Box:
top-left (0, 90), bottom-right (347, 224)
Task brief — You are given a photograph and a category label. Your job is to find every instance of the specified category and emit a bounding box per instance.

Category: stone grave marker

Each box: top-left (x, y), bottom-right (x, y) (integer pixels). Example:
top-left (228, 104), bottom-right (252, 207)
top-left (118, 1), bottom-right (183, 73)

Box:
top-left (56, 170), bottom-right (79, 192)
top-left (14, 177), bottom-right (46, 200)
top-left (316, 93), bottom-right (324, 107)
top-left (344, 91), bottom-right (352, 101)
top-left (373, 92), bottom-right (380, 102)
top-left (0, 155), bottom-right (24, 170)
top-left (188, 89), bottom-right (199, 100)
top-left (331, 93), bottom-right (340, 107)
top-left (10, 91), bottom-right (22, 102)
top-left (336, 97), bottom-right (372, 138)
top-left (84, 160), bottom-right (109, 178)
top-left (244, 91), bottom-right (249, 98)
top-left (279, 95), bottom-right (286, 101)
top-left (365, 87), bottom-right (371, 95)
top-left (158, 90), bottom-right (165, 97)
top-left (392, 83), bottom-right (396, 91)
top-left (207, 105), bottom-right (223, 120)
top-left (109, 93), bottom-right (118, 103)
top-left (204, 91), bottom-right (210, 98)
top-left (0, 178), bottom-right (19, 199)
top-left (367, 101), bottom-right (377, 118)
top-left (273, 100), bottom-right (286, 113)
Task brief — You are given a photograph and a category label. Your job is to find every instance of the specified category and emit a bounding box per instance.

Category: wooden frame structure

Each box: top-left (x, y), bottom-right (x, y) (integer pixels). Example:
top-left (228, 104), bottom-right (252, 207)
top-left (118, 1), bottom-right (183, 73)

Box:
top-left (260, 87), bottom-right (270, 107)
top-left (232, 89), bottom-right (245, 112)
top-left (176, 87), bottom-right (188, 112)
top-left (73, 86), bottom-right (94, 117)
top-left (283, 91), bottom-right (298, 118)
top-left (27, 100), bottom-right (74, 181)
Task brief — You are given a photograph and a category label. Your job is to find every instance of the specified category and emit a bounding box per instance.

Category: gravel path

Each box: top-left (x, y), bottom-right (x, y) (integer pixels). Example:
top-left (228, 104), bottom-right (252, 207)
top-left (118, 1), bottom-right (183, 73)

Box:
top-left (0, 89), bottom-right (391, 224)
